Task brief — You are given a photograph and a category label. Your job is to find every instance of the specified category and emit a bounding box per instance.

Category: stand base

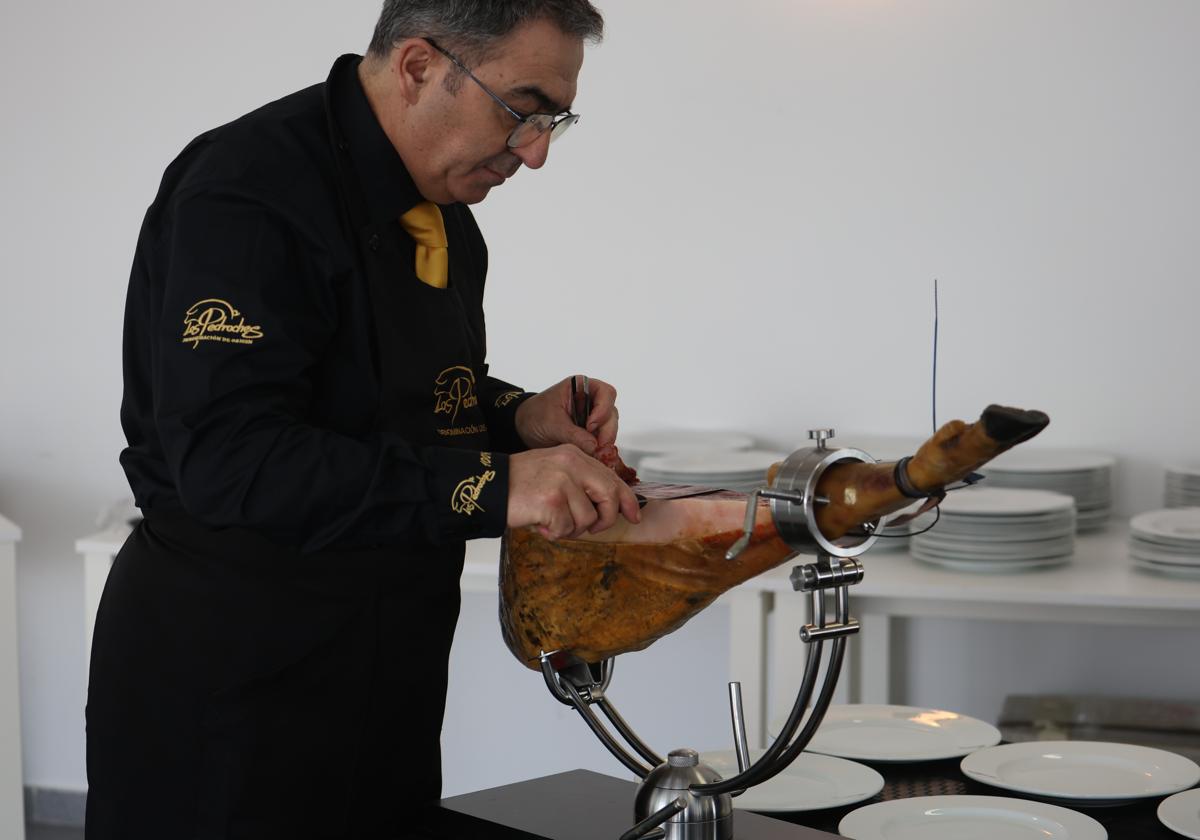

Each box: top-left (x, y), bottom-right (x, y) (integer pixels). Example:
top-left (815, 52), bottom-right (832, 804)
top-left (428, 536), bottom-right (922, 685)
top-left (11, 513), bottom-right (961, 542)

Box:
top-left (418, 770), bottom-right (845, 839)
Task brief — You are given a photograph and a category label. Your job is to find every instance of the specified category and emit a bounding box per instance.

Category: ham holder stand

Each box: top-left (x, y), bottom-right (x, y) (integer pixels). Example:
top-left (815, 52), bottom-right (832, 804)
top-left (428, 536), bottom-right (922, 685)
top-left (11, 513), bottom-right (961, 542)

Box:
top-left (537, 429), bottom-right (876, 840)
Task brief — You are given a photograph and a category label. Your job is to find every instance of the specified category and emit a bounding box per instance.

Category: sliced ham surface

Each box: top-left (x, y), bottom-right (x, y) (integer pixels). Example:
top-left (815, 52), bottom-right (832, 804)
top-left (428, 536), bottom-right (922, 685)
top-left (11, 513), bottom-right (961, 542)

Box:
top-left (500, 404), bottom-right (1049, 668)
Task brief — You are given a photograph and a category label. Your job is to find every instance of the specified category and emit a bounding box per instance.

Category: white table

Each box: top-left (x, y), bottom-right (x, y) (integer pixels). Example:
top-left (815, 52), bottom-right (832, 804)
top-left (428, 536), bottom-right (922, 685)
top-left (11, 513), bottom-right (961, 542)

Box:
top-left (79, 525), bottom-right (1200, 754)
top-left (1, 515), bottom-right (26, 838)
top-left (752, 526), bottom-right (1200, 716)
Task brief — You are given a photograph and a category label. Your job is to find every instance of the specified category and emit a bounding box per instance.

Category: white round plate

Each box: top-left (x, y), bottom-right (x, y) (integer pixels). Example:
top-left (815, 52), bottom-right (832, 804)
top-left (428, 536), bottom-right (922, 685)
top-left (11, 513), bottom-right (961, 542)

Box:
top-left (639, 449), bottom-right (787, 477)
top-left (934, 514), bottom-right (1077, 535)
top-left (961, 741), bottom-right (1200, 802)
top-left (838, 795), bottom-right (1107, 840)
top-left (620, 429), bottom-right (753, 455)
top-left (1129, 542), bottom-right (1200, 565)
top-left (926, 521), bottom-right (1076, 541)
top-left (985, 449), bottom-right (1116, 473)
top-left (1158, 787), bottom-right (1200, 839)
top-left (912, 551), bottom-right (1071, 574)
top-left (938, 488), bottom-right (1074, 517)
top-left (700, 748), bottom-right (882, 812)
top-left (1133, 559), bottom-right (1200, 579)
top-left (1130, 508), bottom-right (1200, 543)
top-left (915, 534), bottom-right (1075, 557)
top-left (768, 705), bottom-right (1001, 763)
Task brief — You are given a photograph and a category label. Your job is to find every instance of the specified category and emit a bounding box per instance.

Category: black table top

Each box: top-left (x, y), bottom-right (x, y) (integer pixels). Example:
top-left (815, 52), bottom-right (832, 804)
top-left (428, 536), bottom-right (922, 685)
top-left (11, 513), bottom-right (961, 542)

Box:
top-left (768, 754), bottom-right (1194, 838)
top-left (421, 770), bottom-right (840, 839)
top-left (419, 760), bottom-right (1196, 839)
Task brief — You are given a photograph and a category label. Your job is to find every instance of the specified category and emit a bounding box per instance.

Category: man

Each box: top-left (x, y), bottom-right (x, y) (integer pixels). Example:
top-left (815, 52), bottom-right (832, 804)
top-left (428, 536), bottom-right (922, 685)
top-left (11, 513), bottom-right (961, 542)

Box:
top-left (86, 2), bottom-right (635, 838)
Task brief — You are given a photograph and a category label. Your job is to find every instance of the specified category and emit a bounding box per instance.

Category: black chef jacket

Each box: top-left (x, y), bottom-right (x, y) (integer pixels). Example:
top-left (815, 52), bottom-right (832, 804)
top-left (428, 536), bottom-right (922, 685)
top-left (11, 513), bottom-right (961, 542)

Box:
top-left (87, 54), bottom-right (531, 840)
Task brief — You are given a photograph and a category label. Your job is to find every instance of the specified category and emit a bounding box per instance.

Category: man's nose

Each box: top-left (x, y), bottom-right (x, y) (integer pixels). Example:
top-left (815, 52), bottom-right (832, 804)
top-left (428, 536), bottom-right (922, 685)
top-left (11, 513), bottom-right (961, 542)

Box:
top-left (511, 129), bottom-right (552, 170)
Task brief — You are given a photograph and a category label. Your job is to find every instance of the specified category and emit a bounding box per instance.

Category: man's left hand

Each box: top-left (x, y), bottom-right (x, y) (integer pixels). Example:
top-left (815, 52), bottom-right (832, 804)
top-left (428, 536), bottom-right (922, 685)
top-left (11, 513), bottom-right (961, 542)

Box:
top-left (515, 375), bottom-right (619, 454)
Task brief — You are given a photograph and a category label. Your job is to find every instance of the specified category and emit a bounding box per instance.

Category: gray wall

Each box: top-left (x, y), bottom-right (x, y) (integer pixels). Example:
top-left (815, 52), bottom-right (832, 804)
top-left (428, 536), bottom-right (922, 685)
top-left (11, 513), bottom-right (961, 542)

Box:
top-left (2, 0), bottom-right (1198, 794)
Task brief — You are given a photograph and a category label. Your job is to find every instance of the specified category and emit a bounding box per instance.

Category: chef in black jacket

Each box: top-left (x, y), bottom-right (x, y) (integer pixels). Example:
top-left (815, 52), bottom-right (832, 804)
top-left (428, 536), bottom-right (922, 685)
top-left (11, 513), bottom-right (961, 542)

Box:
top-left (86, 2), bottom-right (635, 838)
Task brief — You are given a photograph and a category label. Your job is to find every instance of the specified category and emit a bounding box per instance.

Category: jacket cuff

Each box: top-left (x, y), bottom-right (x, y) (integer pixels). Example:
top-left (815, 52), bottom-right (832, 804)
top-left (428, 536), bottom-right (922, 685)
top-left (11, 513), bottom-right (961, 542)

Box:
top-left (483, 390), bottom-right (535, 454)
top-left (423, 447), bottom-right (509, 542)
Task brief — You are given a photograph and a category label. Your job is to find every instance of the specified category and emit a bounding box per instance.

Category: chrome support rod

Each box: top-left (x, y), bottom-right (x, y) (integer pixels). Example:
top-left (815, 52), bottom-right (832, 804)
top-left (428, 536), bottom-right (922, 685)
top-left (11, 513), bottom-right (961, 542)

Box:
top-left (728, 682), bottom-right (751, 774)
top-left (596, 698), bottom-right (664, 769)
top-left (561, 680), bottom-right (652, 779)
top-left (693, 554), bottom-right (859, 797)
top-left (618, 796), bottom-right (688, 840)
top-left (739, 586), bottom-right (853, 787)
top-left (692, 638), bottom-right (825, 796)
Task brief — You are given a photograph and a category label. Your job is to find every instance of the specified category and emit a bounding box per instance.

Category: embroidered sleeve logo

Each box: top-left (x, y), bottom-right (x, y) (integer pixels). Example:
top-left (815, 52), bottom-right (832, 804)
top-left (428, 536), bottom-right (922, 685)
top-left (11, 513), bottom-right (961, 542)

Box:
top-left (433, 365), bottom-right (480, 424)
top-left (494, 390), bottom-right (525, 408)
top-left (451, 469), bottom-right (496, 515)
top-left (182, 299), bottom-right (265, 349)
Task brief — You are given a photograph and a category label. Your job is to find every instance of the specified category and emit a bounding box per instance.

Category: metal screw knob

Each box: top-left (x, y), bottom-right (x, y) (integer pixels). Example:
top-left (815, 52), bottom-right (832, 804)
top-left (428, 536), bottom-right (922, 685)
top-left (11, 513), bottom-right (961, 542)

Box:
top-left (667, 748), bottom-right (700, 767)
top-left (808, 428), bottom-right (835, 450)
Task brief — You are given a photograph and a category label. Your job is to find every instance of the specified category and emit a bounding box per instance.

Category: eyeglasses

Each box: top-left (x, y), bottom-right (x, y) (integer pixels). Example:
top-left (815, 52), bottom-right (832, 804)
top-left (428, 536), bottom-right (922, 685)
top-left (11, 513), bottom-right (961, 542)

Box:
top-left (425, 38), bottom-right (580, 149)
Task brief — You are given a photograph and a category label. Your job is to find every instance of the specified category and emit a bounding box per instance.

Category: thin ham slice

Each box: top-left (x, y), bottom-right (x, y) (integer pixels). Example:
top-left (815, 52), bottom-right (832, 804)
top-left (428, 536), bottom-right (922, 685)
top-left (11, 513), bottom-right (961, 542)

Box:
top-left (499, 404), bottom-right (1049, 668)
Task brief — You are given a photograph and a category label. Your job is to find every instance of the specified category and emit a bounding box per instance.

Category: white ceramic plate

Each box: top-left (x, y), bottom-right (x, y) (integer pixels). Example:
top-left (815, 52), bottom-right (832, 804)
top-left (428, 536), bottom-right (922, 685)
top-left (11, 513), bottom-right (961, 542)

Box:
top-left (911, 552), bottom-right (1071, 574)
top-left (924, 521), bottom-right (1077, 541)
top-left (937, 488), bottom-right (1075, 517)
top-left (699, 748), bottom-right (882, 812)
top-left (1133, 558), bottom-right (1200, 579)
top-left (838, 795), bottom-right (1107, 840)
top-left (620, 429), bottom-right (754, 455)
top-left (1158, 788), bottom-right (1200, 839)
top-left (985, 449), bottom-right (1116, 473)
top-left (639, 449), bottom-right (787, 476)
top-left (915, 534), bottom-right (1076, 558)
top-left (1130, 508), bottom-right (1200, 543)
top-left (961, 741), bottom-right (1200, 802)
top-left (768, 705), bottom-right (1001, 763)
top-left (1129, 543), bottom-right (1200, 565)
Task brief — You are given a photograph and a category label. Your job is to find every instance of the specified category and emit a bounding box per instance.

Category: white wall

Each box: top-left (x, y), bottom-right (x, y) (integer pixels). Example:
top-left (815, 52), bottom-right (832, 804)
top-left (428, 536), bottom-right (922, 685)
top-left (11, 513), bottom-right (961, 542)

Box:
top-left (2, 0), bottom-right (1198, 795)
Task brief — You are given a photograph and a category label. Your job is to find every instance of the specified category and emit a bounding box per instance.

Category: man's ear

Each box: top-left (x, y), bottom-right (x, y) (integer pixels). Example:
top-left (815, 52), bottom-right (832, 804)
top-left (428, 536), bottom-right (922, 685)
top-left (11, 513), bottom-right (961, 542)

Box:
top-left (391, 38), bottom-right (438, 104)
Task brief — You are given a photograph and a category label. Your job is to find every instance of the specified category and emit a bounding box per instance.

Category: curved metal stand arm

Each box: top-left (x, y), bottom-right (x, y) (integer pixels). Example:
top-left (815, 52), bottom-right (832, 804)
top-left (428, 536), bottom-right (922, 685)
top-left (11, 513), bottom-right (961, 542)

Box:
top-left (693, 578), bottom-right (852, 796)
top-left (596, 698), bottom-right (664, 768)
top-left (618, 795), bottom-right (687, 840)
top-left (561, 680), bottom-right (653, 779)
top-left (691, 636), bottom-right (825, 795)
top-left (763, 635), bottom-right (848, 781)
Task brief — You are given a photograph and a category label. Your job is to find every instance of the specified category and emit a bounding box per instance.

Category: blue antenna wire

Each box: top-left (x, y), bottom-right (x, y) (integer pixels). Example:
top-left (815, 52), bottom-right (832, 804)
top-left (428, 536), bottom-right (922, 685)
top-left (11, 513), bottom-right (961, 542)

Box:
top-left (932, 279), bottom-right (939, 434)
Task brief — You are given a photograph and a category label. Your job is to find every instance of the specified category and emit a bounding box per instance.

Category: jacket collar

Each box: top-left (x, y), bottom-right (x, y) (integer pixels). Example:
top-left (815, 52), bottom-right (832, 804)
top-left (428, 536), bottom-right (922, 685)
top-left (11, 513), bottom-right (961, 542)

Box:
top-left (326, 53), bottom-right (424, 226)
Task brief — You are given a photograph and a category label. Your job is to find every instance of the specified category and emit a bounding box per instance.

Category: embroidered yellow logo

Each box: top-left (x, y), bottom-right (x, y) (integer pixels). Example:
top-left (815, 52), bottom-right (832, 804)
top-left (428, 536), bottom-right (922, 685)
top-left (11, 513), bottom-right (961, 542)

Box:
top-left (494, 390), bottom-right (524, 408)
top-left (451, 469), bottom-right (496, 515)
top-left (480, 452), bottom-right (493, 468)
top-left (181, 299), bottom-right (265, 349)
top-left (433, 365), bottom-right (479, 424)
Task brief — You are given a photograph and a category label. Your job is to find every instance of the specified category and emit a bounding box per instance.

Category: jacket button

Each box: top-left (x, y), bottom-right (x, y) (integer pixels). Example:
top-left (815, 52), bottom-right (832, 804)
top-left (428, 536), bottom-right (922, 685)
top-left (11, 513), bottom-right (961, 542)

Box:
top-left (368, 234), bottom-right (380, 251)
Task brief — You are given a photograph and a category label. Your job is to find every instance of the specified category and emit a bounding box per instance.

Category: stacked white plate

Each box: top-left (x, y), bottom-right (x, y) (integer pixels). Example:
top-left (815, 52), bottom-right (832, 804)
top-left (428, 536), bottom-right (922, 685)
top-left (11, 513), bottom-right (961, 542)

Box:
top-left (618, 428), bottom-right (753, 470)
top-left (637, 448), bottom-right (788, 493)
top-left (1166, 464), bottom-right (1200, 508)
top-left (1129, 507), bottom-right (1200, 578)
top-left (871, 509), bottom-right (937, 552)
top-left (910, 487), bottom-right (1076, 572)
top-left (979, 449), bottom-right (1115, 531)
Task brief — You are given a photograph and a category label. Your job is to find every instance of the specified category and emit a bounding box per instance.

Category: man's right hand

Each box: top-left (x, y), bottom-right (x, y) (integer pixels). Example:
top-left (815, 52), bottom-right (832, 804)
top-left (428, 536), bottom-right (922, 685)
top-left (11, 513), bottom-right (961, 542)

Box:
top-left (507, 444), bottom-right (641, 540)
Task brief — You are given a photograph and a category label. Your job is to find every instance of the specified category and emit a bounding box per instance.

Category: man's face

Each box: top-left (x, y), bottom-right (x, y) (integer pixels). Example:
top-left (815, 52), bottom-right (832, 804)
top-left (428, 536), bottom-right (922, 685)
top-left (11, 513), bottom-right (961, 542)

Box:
top-left (407, 18), bottom-right (584, 205)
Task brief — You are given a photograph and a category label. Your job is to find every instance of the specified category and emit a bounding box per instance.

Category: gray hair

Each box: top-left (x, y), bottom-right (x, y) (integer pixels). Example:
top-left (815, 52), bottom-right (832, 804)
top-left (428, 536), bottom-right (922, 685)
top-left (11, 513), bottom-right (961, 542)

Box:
top-left (367, 0), bottom-right (604, 66)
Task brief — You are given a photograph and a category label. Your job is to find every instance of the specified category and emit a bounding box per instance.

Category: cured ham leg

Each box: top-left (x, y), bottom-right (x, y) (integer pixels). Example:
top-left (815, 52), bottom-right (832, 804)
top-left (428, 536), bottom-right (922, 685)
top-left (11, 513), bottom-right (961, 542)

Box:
top-left (500, 404), bottom-right (1049, 668)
